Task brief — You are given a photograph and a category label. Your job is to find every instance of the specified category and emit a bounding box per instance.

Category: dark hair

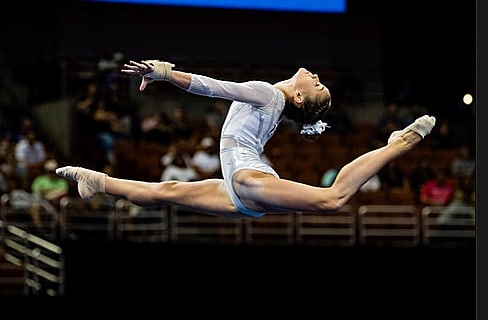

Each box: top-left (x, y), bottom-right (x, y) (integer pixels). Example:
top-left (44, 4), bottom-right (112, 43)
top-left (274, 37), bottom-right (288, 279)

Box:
top-left (282, 94), bottom-right (332, 139)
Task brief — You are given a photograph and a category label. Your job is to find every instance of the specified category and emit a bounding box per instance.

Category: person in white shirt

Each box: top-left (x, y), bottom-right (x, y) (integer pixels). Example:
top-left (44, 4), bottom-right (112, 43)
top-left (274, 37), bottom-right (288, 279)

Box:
top-left (161, 148), bottom-right (199, 183)
top-left (191, 136), bottom-right (221, 179)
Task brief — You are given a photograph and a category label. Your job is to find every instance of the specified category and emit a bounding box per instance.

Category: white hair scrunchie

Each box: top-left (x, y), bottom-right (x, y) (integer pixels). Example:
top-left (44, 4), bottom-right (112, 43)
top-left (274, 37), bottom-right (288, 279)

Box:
top-left (300, 120), bottom-right (330, 136)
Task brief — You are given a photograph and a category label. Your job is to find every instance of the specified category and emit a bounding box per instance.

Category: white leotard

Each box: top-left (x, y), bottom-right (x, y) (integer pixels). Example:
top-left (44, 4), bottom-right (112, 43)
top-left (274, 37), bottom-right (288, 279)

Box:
top-left (186, 74), bottom-right (286, 216)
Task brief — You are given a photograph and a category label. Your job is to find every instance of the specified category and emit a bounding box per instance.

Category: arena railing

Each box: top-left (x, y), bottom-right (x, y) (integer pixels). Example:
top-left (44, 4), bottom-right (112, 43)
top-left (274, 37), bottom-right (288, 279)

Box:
top-left (55, 196), bottom-right (475, 248)
top-left (2, 223), bottom-right (64, 296)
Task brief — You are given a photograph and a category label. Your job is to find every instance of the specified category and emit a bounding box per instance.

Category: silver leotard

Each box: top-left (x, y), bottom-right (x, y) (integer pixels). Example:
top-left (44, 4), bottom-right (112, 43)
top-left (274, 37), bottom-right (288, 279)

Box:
top-left (186, 74), bottom-right (286, 217)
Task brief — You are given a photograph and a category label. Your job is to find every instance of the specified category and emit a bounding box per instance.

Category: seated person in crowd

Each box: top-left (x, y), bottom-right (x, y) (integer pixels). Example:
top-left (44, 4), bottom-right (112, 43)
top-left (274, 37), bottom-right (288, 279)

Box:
top-left (30, 159), bottom-right (69, 236)
top-left (419, 167), bottom-right (454, 206)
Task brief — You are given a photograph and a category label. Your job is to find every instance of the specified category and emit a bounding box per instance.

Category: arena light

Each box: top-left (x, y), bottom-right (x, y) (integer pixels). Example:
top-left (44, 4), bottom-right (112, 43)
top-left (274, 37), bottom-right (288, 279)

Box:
top-left (463, 93), bottom-right (473, 105)
top-left (87, 0), bottom-right (347, 13)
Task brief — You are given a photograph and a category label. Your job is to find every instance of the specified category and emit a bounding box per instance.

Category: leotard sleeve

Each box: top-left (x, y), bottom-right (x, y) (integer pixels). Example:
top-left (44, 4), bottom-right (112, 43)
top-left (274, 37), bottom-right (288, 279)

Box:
top-left (186, 74), bottom-right (276, 107)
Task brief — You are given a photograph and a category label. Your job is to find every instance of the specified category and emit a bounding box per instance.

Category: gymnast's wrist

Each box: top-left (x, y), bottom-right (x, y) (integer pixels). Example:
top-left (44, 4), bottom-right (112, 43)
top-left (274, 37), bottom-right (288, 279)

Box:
top-left (142, 60), bottom-right (175, 81)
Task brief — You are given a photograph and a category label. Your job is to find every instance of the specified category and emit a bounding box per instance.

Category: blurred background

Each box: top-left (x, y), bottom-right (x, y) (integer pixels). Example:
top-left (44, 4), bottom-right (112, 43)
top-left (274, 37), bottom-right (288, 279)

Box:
top-left (0, 0), bottom-right (477, 317)
top-left (0, 0), bottom-right (476, 162)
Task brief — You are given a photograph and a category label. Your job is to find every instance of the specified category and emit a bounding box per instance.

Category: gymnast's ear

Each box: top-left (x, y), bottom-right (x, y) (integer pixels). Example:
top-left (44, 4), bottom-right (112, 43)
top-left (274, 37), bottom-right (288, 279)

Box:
top-left (293, 90), bottom-right (304, 107)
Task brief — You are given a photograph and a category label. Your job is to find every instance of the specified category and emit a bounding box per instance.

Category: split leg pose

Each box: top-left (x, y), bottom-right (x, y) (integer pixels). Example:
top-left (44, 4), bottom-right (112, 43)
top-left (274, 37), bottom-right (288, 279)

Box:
top-left (57, 59), bottom-right (435, 219)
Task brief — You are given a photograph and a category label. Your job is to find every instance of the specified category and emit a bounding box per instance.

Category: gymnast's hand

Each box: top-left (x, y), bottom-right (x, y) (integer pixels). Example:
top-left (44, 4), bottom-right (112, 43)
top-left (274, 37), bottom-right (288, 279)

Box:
top-left (121, 60), bottom-right (175, 91)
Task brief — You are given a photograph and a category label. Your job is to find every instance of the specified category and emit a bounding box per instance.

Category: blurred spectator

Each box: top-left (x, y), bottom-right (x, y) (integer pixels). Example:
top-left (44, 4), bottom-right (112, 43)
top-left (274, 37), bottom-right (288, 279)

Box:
top-left (15, 115), bottom-right (35, 143)
top-left (0, 164), bottom-right (7, 194)
top-left (30, 159), bottom-right (69, 235)
top-left (429, 119), bottom-right (457, 149)
top-left (373, 102), bottom-right (404, 146)
top-left (204, 99), bottom-right (228, 137)
top-left (103, 79), bottom-right (136, 139)
top-left (321, 168), bottom-right (338, 187)
top-left (168, 106), bottom-right (194, 141)
top-left (359, 174), bottom-right (382, 192)
top-left (140, 111), bottom-right (173, 144)
top-left (409, 155), bottom-right (436, 200)
top-left (161, 146), bottom-right (198, 182)
top-left (419, 167), bottom-right (454, 206)
top-left (450, 145), bottom-right (475, 179)
top-left (97, 48), bottom-right (125, 96)
top-left (0, 134), bottom-right (14, 165)
top-left (449, 101), bottom-right (476, 152)
top-left (9, 181), bottom-right (35, 210)
top-left (378, 161), bottom-right (409, 193)
top-left (0, 109), bottom-right (15, 142)
top-left (0, 146), bottom-right (17, 189)
top-left (436, 180), bottom-right (475, 225)
top-left (14, 129), bottom-right (47, 188)
top-left (7, 174), bottom-right (41, 234)
top-left (74, 81), bottom-right (99, 166)
top-left (400, 103), bottom-right (425, 127)
top-left (191, 136), bottom-right (221, 179)
top-left (92, 98), bottom-right (126, 165)
top-left (31, 159), bottom-right (69, 202)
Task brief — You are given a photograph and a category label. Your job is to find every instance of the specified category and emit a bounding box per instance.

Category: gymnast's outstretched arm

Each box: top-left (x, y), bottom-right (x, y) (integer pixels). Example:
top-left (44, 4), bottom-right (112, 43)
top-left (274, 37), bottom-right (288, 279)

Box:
top-left (121, 60), bottom-right (276, 106)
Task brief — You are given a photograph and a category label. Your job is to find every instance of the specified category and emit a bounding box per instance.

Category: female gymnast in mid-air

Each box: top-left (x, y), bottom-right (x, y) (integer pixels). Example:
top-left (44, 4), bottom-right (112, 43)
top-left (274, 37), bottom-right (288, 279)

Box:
top-left (56, 59), bottom-right (436, 219)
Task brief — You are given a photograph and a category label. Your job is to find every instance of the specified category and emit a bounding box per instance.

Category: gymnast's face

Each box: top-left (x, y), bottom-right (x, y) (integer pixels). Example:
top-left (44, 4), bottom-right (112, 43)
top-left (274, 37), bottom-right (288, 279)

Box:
top-left (293, 68), bottom-right (330, 105)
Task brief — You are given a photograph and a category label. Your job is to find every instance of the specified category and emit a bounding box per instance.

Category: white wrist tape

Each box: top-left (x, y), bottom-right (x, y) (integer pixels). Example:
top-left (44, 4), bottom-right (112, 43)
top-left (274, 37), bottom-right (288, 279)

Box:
top-left (142, 60), bottom-right (175, 81)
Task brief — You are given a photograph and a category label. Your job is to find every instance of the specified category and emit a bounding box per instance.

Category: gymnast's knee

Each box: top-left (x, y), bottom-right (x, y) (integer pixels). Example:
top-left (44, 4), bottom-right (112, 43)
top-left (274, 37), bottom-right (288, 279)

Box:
top-left (316, 190), bottom-right (348, 213)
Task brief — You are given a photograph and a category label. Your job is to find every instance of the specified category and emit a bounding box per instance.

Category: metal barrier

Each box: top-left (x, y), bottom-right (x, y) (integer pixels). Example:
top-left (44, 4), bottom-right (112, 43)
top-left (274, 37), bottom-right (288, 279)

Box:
top-left (421, 205), bottom-right (475, 247)
top-left (296, 205), bottom-right (356, 246)
top-left (59, 196), bottom-right (116, 241)
top-left (244, 213), bottom-right (294, 245)
top-left (358, 205), bottom-right (420, 247)
top-left (2, 224), bottom-right (64, 296)
top-left (1, 193), bottom-right (58, 241)
top-left (115, 199), bottom-right (169, 242)
top-left (2, 195), bottom-right (475, 248)
top-left (170, 206), bottom-right (243, 244)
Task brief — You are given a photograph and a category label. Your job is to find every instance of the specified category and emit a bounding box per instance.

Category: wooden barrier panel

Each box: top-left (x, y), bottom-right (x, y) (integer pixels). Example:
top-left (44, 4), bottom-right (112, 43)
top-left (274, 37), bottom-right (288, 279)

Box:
top-left (1, 193), bottom-right (58, 241)
top-left (358, 205), bottom-right (420, 247)
top-left (115, 199), bottom-right (169, 243)
top-left (170, 207), bottom-right (243, 244)
top-left (244, 213), bottom-right (295, 245)
top-left (59, 196), bottom-right (116, 242)
top-left (421, 205), bottom-right (475, 248)
top-left (296, 205), bottom-right (356, 246)
top-left (2, 224), bottom-right (64, 296)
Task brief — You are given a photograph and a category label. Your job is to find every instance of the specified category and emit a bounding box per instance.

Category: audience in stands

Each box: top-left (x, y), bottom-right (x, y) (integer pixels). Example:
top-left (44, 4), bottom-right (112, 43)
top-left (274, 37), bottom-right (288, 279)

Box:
top-left (322, 97), bottom-right (353, 144)
top-left (378, 161), bottom-right (409, 193)
top-left (429, 118), bottom-right (457, 149)
top-left (359, 174), bottom-right (382, 192)
top-left (31, 159), bottom-right (69, 203)
top-left (203, 99), bottom-right (228, 137)
top-left (30, 159), bottom-right (69, 236)
top-left (160, 144), bottom-right (198, 182)
top-left (409, 155), bottom-right (436, 203)
top-left (191, 136), bottom-right (221, 179)
top-left (450, 145), bottom-right (475, 179)
top-left (321, 168), bottom-right (339, 187)
top-left (373, 102), bottom-right (404, 147)
top-left (419, 167), bottom-right (455, 206)
top-left (140, 111), bottom-right (173, 144)
top-left (0, 55), bottom-right (476, 244)
top-left (74, 80), bottom-right (101, 166)
top-left (14, 129), bottom-right (47, 189)
top-left (436, 183), bottom-right (474, 226)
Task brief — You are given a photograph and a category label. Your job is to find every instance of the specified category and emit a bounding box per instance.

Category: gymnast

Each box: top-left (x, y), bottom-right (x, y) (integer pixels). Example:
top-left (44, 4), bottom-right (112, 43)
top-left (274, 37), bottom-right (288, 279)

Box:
top-left (56, 59), bottom-right (436, 219)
